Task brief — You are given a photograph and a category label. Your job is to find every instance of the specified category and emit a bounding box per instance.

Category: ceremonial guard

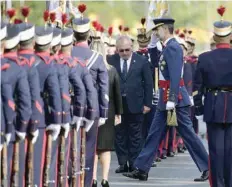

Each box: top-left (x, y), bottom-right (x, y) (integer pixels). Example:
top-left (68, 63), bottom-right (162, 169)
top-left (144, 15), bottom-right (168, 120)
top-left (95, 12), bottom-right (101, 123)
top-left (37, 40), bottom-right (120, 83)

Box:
top-left (123, 16), bottom-right (209, 182)
top-left (71, 4), bottom-right (109, 187)
top-left (33, 10), bottom-right (62, 187)
top-left (193, 6), bottom-right (232, 187)
top-left (2, 14), bottom-right (32, 186)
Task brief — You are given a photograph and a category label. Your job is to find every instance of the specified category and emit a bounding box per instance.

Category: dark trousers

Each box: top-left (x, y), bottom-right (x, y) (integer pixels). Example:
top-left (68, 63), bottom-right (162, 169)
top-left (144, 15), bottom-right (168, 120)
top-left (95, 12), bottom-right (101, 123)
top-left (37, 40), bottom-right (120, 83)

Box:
top-left (134, 107), bottom-right (209, 173)
top-left (207, 123), bottom-right (232, 187)
top-left (84, 119), bottom-right (98, 187)
top-left (115, 97), bottom-right (144, 167)
top-left (191, 107), bottom-right (199, 134)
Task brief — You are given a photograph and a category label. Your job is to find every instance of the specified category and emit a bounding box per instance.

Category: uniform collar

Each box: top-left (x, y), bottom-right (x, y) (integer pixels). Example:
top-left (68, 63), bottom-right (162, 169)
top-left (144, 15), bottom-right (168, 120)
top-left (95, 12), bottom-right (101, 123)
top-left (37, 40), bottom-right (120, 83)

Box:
top-left (75, 41), bottom-right (88, 48)
top-left (138, 48), bottom-right (148, 53)
top-left (163, 37), bottom-right (174, 47)
top-left (18, 49), bottom-right (34, 55)
top-left (4, 51), bottom-right (17, 58)
top-left (216, 43), bottom-right (231, 49)
top-left (35, 51), bottom-right (50, 57)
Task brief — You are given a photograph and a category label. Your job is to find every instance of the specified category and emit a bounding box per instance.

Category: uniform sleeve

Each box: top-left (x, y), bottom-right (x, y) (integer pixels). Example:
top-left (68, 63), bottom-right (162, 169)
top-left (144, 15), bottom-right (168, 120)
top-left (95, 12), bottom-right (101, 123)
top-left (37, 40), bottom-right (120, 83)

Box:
top-left (27, 66), bottom-right (43, 132)
top-left (1, 84), bottom-right (16, 134)
top-left (46, 65), bottom-right (62, 124)
top-left (69, 65), bottom-right (86, 118)
top-left (165, 45), bottom-right (183, 103)
top-left (57, 65), bottom-right (71, 124)
top-left (183, 63), bottom-right (193, 96)
top-left (81, 66), bottom-right (97, 120)
top-left (15, 68), bottom-right (32, 132)
top-left (112, 68), bottom-right (123, 115)
top-left (97, 55), bottom-right (109, 118)
top-left (193, 57), bottom-right (205, 116)
top-left (142, 59), bottom-right (153, 108)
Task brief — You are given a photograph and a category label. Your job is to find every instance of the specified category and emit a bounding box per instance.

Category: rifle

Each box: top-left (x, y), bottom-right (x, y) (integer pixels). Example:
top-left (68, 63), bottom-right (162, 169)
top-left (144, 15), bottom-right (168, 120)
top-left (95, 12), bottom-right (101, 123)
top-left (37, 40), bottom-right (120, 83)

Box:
top-left (25, 135), bottom-right (34, 187)
top-left (43, 132), bottom-right (53, 187)
top-left (58, 128), bottom-right (65, 187)
top-left (1, 143), bottom-right (8, 187)
top-left (80, 127), bottom-right (87, 187)
top-left (71, 126), bottom-right (77, 186)
top-left (11, 137), bottom-right (20, 187)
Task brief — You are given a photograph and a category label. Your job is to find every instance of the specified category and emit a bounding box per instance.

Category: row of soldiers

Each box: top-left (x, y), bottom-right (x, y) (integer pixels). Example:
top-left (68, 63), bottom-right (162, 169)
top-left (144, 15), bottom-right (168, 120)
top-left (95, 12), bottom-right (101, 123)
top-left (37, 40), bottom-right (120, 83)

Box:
top-left (1, 4), bottom-right (109, 187)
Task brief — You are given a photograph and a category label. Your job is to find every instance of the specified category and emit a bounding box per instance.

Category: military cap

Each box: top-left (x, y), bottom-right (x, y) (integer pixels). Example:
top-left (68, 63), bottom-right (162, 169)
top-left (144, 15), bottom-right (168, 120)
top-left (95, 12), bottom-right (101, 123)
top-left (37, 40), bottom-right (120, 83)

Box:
top-left (0, 22), bottom-right (7, 41)
top-left (51, 27), bottom-right (61, 47)
top-left (19, 23), bottom-right (35, 42)
top-left (72, 4), bottom-right (90, 33)
top-left (137, 18), bottom-right (151, 46)
top-left (152, 17), bottom-right (175, 29)
top-left (35, 26), bottom-right (53, 45)
top-left (214, 6), bottom-right (231, 37)
top-left (5, 24), bottom-right (21, 49)
top-left (61, 28), bottom-right (73, 46)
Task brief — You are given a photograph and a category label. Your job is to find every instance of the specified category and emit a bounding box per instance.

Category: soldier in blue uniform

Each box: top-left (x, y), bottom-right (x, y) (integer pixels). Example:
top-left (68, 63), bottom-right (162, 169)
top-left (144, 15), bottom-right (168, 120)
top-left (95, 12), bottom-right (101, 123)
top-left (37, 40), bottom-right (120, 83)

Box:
top-left (33, 16), bottom-right (62, 186)
top-left (2, 23), bottom-right (32, 187)
top-left (123, 17), bottom-right (209, 182)
top-left (71, 4), bottom-right (109, 186)
top-left (193, 7), bottom-right (232, 187)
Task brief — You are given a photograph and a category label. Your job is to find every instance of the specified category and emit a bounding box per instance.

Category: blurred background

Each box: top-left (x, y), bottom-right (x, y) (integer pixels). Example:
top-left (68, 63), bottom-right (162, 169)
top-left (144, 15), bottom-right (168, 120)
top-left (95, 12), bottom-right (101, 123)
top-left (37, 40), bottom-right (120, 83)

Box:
top-left (2, 0), bottom-right (232, 53)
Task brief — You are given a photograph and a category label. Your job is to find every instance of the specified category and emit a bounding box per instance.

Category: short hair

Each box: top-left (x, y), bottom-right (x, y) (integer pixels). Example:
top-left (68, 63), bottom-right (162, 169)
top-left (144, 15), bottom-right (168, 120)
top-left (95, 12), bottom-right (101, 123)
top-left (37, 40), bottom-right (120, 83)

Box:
top-left (19, 37), bottom-right (34, 48)
top-left (4, 45), bottom-right (18, 53)
top-left (116, 35), bottom-right (132, 47)
top-left (165, 24), bottom-right (174, 34)
top-left (34, 43), bottom-right (50, 52)
top-left (73, 30), bottom-right (89, 42)
top-left (61, 43), bottom-right (72, 53)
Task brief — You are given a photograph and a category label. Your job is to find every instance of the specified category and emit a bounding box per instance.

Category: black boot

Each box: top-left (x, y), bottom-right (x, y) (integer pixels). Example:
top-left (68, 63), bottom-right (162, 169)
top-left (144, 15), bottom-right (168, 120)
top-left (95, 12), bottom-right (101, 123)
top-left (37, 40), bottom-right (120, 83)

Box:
top-left (194, 170), bottom-right (209, 182)
top-left (92, 179), bottom-right (97, 187)
top-left (101, 179), bottom-right (109, 187)
top-left (123, 168), bottom-right (148, 181)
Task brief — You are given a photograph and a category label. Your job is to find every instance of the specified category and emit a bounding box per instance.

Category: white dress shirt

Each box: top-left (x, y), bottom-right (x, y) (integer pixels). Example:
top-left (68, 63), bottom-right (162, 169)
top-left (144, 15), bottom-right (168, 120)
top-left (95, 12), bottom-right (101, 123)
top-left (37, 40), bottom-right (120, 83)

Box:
top-left (120, 56), bottom-right (132, 73)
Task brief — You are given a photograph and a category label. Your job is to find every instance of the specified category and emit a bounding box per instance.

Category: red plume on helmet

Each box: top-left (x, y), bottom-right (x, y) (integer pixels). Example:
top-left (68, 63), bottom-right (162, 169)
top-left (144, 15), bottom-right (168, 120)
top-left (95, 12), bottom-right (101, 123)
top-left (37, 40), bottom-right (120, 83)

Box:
top-left (118, 25), bottom-right (123, 32)
top-left (14, 19), bottom-right (23, 24)
top-left (179, 33), bottom-right (185, 39)
top-left (21, 6), bottom-right (30, 17)
top-left (100, 26), bottom-right (104, 33)
top-left (141, 18), bottom-right (146, 26)
top-left (6, 8), bottom-right (16, 23)
top-left (124, 27), bottom-right (129, 32)
top-left (92, 21), bottom-right (98, 29)
top-left (50, 12), bottom-right (56, 23)
top-left (108, 27), bottom-right (113, 36)
top-left (43, 10), bottom-right (49, 22)
top-left (78, 4), bottom-right (87, 13)
top-left (217, 5), bottom-right (226, 18)
top-left (62, 13), bottom-right (68, 26)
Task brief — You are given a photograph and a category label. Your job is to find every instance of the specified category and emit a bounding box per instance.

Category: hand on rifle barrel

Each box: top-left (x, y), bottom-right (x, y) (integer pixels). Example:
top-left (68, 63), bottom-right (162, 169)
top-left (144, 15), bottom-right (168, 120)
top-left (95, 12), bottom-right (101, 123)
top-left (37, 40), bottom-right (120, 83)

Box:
top-left (72, 116), bottom-right (83, 132)
top-left (82, 118), bottom-right (94, 132)
top-left (30, 129), bottom-right (39, 144)
top-left (61, 123), bottom-right (70, 138)
top-left (166, 101), bottom-right (175, 110)
top-left (98, 117), bottom-right (107, 127)
top-left (5, 133), bottom-right (11, 145)
top-left (15, 130), bottom-right (26, 141)
top-left (46, 124), bottom-right (61, 141)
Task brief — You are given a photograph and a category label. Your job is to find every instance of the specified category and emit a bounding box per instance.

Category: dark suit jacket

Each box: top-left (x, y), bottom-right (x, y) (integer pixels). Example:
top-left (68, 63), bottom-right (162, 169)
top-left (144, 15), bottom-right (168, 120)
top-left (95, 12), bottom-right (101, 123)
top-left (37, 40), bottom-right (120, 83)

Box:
top-left (107, 53), bottom-right (153, 114)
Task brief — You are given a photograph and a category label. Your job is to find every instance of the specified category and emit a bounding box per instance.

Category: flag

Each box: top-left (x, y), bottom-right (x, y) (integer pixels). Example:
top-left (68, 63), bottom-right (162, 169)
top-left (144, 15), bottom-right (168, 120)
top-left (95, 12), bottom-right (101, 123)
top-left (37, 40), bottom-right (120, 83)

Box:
top-left (146, 0), bottom-right (156, 33)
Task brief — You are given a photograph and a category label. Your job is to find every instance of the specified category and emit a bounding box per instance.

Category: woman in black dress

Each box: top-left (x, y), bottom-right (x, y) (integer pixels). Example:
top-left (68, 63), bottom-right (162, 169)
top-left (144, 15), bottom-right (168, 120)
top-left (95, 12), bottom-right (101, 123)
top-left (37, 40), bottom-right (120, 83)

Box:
top-left (90, 38), bottom-right (123, 187)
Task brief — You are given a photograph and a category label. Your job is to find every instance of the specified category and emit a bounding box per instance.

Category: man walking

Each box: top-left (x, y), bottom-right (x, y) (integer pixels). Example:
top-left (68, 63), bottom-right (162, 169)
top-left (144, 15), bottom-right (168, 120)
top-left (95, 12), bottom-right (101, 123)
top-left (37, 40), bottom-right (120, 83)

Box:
top-left (108, 35), bottom-right (153, 173)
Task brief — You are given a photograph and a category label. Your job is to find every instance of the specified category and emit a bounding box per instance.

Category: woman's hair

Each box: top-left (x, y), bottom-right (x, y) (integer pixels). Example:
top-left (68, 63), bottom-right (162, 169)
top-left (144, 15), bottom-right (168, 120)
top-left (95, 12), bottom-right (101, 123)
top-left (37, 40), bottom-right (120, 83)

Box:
top-left (89, 39), bottom-right (110, 70)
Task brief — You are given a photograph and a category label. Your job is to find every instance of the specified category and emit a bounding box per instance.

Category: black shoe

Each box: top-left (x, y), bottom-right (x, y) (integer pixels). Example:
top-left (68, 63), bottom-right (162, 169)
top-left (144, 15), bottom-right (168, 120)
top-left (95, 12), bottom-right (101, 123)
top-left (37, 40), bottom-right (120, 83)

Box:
top-left (115, 164), bottom-right (128, 173)
top-left (194, 170), bottom-right (209, 182)
top-left (183, 146), bottom-right (187, 151)
top-left (178, 147), bottom-right (185, 153)
top-left (92, 179), bottom-right (97, 187)
top-left (161, 154), bottom-right (167, 159)
top-left (156, 157), bottom-right (162, 162)
top-left (101, 179), bottom-right (109, 187)
top-left (123, 169), bottom-right (148, 181)
top-left (129, 166), bottom-right (136, 172)
top-left (167, 152), bottom-right (175, 157)
top-left (151, 161), bottom-right (157, 167)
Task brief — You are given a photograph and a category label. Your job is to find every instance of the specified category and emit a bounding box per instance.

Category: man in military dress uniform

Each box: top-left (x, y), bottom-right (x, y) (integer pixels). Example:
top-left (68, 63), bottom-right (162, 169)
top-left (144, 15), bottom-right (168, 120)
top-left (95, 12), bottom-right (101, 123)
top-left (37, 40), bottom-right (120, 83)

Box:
top-left (193, 6), bottom-right (232, 187)
top-left (71, 4), bottom-right (109, 187)
top-left (123, 17), bottom-right (209, 182)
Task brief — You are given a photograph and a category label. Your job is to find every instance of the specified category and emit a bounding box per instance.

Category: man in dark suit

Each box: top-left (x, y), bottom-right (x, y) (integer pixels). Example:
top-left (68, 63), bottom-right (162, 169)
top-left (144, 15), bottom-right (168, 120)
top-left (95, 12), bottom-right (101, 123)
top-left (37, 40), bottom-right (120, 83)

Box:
top-left (108, 35), bottom-right (153, 173)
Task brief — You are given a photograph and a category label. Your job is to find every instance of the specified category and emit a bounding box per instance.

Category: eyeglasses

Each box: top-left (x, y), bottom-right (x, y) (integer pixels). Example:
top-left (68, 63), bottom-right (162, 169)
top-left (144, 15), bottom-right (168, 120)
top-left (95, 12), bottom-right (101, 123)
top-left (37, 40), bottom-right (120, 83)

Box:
top-left (119, 48), bottom-right (130, 53)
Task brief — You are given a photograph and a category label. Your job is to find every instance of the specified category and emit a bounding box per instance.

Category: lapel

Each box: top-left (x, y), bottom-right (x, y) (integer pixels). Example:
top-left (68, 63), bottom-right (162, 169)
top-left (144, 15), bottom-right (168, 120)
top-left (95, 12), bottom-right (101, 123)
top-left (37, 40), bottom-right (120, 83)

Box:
top-left (125, 53), bottom-right (136, 81)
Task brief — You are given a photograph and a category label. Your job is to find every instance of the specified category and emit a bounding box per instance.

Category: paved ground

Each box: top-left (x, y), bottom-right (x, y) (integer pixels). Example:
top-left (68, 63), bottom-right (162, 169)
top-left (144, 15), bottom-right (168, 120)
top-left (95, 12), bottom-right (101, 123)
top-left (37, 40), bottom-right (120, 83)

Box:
top-left (96, 138), bottom-right (210, 187)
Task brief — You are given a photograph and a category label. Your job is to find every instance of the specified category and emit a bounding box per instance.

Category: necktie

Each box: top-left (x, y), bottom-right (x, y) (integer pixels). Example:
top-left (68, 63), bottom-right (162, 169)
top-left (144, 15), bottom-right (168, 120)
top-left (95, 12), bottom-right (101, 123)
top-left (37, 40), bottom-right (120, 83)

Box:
top-left (122, 59), bottom-right (127, 79)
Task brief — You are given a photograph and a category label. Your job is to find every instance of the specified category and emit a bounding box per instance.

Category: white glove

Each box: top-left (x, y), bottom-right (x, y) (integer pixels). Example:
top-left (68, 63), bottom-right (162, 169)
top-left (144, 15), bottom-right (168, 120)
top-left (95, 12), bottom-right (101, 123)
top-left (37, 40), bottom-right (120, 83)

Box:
top-left (0, 144), bottom-right (3, 152)
top-left (5, 133), bottom-right (11, 145)
top-left (72, 116), bottom-right (83, 132)
top-left (148, 33), bottom-right (159, 48)
top-left (15, 130), bottom-right (26, 141)
top-left (46, 124), bottom-right (61, 141)
top-left (30, 130), bottom-right (39, 144)
top-left (61, 123), bottom-right (70, 138)
top-left (196, 115), bottom-right (204, 121)
top-left (189, 96), bottom-right (194, 106)
top-left (83, 118), bottom-right (94, 132)
top-left (98, 118), bottom-right (107, 127)
top-left (166, 101), bottom-right (175, 110)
